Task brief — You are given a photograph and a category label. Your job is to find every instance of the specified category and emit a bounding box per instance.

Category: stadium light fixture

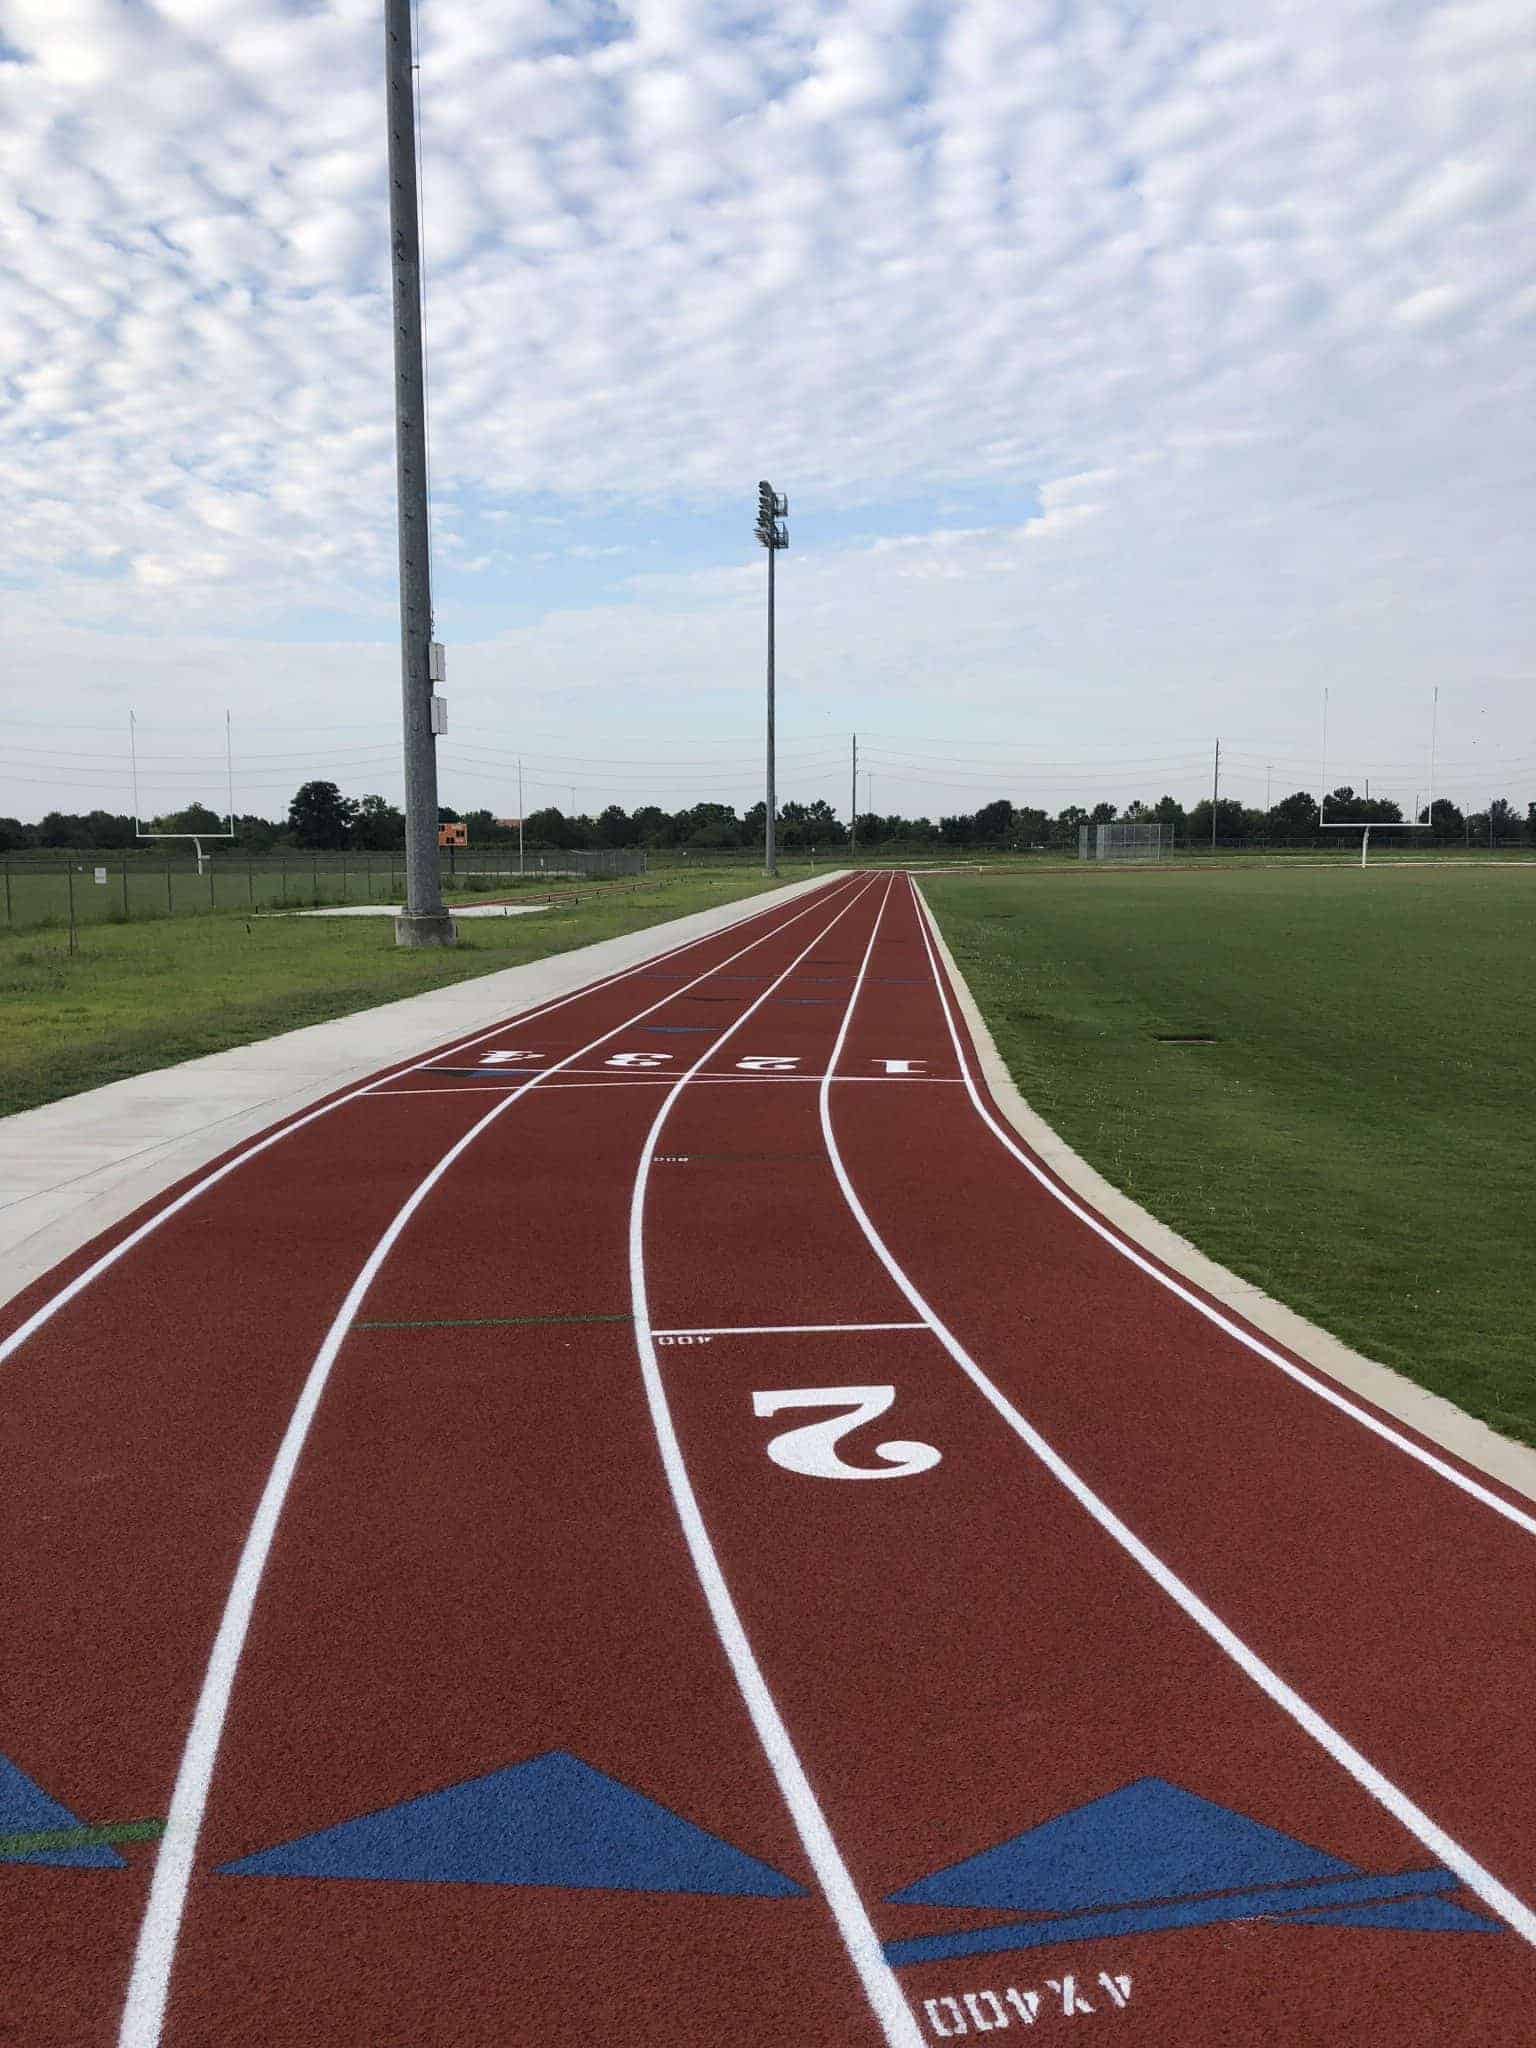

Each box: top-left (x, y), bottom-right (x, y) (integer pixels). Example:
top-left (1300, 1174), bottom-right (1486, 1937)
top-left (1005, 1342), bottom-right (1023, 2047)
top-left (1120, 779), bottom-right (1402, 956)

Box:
top-left (756, 481), bottom-right (789, 877)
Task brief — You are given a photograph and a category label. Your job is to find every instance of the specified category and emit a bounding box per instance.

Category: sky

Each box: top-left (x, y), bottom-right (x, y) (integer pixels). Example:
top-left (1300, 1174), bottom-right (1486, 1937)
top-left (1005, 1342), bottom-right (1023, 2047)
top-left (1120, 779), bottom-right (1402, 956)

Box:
top-left (2, 0), bottom-right (1533, 828)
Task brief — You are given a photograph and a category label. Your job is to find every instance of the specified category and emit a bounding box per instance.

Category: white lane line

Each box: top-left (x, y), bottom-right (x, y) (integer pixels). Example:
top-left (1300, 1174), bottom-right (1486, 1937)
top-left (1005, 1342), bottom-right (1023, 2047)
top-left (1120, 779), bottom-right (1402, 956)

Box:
top-left (814, 875), bottom-right (1536, 1952)
top-left (362, 1075), bottom-right (966, 1095)
top-left (0, 874), bottom-right (859, 1377)
top-left (906, 878), bottom-right (1536, 1544)
top-left (112, 876), bottom-right (870, 2048)
top-left (628, 872), bottom-right (925, 2048)
top-left (652, 1322), bottom-right (928, 1337)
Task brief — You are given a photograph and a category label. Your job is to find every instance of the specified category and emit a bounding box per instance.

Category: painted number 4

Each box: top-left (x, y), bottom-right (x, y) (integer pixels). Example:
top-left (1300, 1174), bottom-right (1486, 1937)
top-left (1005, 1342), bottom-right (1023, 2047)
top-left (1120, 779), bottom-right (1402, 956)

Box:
top-left (752, 1386), bottom-right (941, 1481)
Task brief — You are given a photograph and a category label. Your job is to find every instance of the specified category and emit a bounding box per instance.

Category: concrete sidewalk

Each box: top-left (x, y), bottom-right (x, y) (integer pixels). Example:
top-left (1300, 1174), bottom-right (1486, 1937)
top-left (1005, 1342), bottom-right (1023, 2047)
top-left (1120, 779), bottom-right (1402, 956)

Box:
top-left (0, 872), bottom-right (841, 1310)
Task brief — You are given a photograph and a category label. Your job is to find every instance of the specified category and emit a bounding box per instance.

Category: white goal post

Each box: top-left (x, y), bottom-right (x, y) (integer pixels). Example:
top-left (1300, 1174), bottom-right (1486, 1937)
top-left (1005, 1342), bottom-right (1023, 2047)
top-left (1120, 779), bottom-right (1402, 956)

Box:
top-left (1320, 820), bottom-right (1429, 867)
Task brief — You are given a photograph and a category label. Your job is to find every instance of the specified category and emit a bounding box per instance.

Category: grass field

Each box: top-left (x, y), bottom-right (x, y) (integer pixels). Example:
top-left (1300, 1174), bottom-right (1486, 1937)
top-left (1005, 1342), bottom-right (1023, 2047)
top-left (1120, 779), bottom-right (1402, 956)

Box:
top-left (0, 868), bottom-right (810, 1119)
top-left (923, 862), bottom-right (1536, 1448)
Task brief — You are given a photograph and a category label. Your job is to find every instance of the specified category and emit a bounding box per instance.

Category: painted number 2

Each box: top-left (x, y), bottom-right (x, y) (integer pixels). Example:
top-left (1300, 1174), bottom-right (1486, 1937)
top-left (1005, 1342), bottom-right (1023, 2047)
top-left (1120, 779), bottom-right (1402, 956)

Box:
top-left (752, 1386), bottom-right (942, 1481)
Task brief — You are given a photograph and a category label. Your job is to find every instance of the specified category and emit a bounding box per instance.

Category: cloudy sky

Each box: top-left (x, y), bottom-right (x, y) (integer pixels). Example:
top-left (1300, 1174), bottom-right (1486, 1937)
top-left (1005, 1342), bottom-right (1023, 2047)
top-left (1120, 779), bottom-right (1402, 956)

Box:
top-left (2, 0), bottom-right (1532, 827)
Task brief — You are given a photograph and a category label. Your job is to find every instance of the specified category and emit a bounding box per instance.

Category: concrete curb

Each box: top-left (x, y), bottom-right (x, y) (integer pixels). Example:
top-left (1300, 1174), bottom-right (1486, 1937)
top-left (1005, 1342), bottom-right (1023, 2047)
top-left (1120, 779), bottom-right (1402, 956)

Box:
top-left (919, 894), bottom-right (1536, 1508)
top-left (0, 871), bottom-right (845, 1311)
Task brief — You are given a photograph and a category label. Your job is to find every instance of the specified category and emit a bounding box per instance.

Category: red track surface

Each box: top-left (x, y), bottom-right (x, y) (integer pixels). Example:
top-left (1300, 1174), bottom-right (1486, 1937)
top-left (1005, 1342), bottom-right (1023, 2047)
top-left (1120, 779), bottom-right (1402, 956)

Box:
top-left (4, 871), bottom-right (1534, 2045)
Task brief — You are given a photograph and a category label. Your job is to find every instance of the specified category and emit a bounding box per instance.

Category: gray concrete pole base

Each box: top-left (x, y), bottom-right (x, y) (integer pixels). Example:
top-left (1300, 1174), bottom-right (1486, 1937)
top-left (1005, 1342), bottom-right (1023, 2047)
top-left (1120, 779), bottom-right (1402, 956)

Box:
top-left (394, 911), bottom-right (459, 948)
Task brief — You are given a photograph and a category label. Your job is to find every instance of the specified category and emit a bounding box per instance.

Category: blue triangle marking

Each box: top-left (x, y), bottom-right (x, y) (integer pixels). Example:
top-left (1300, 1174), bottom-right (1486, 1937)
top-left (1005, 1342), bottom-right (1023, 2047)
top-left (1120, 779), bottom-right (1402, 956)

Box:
top-left (0, 1752), bottom-right (125, 1869)
top-left (219, 1750), bottom-right (806, 1897)
top-left (888, 1779), bottom-right (1359, 1913)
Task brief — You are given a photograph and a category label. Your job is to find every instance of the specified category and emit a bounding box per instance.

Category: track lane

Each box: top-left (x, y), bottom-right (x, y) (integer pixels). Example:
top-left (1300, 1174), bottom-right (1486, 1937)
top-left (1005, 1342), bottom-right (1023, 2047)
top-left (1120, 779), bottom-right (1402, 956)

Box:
top-left (846, 877), bottom-right (1536, 1915)
top-left (111, 873), bottom-right (889, 2047)
top-left (641, 872), bottom-right (1536, 2043)
top-left (0, 876), bottom-right (864, 2046)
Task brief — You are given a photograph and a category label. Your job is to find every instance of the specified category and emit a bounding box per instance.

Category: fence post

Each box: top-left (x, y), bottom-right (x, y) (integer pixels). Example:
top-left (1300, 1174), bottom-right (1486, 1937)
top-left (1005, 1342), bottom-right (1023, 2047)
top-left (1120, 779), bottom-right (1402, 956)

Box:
top-left (280, 860), bottom-right (288, 905)
top-left (4, 858), bottom-right (11, 927)
top-left (247, 858), bottom-right (255, 909)
top-left (312, 856), bottom-right (319, 902)
top-left (208, 858), bottom-right (216, 911)
top-left (166, 854), bottom-right (173, 914)
top-left (121, 856), bottom-right (130, 919)
top-left (67, 863), bottom-right (78, 953)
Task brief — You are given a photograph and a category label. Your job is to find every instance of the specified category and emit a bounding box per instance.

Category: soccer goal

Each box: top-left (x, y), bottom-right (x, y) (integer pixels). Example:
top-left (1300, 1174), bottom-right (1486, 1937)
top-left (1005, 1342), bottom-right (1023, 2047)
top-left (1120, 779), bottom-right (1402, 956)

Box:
top-left (1084, 820), bottom-right (1164, 863)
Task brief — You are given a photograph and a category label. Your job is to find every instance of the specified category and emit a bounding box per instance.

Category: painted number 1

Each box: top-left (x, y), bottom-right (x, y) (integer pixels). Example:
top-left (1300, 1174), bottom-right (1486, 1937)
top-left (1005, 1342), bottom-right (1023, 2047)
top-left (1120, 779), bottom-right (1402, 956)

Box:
top-left (752, 1386), bottom-right (942, 1481)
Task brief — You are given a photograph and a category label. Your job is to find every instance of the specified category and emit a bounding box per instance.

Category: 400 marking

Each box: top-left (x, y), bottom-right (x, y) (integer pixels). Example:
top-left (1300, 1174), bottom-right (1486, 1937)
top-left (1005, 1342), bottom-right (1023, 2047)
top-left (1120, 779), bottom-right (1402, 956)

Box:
top-left (926, 1971), bottom-right (1133, 2034)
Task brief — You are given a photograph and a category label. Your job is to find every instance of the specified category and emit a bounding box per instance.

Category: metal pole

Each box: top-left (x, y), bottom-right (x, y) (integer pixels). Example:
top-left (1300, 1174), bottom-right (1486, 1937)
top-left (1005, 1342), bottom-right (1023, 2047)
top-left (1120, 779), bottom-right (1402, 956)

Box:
top-left (122, 856), bottom-right (130, 920)
top-left (385, 0), bottom-right (453, 948)
top-left (1211, 739), bottom-right (1220, 850)
top-left (765, 540), bottom-right (777, 877)
top-left (67, 863), bottom-right (77, 953)
top-left (518, 758), bottom-right (525, 875)
top-left (850, 733), bottom-right (857, 861)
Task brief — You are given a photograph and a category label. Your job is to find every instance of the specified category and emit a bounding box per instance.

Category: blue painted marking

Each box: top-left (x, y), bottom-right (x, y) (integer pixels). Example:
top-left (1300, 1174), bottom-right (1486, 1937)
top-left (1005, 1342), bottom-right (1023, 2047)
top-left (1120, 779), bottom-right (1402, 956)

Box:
top-left (219, 1750), bottom-right (806, 1898)
top-left (884, 1869), bottom-right (1495, 1968)
top-left (1280, 1893), bottom-right (1501, 1934)
top-left (888, 1778), bottom-right (1356, 1913)
top-left (0, 1752), bottom-right (124, 1869)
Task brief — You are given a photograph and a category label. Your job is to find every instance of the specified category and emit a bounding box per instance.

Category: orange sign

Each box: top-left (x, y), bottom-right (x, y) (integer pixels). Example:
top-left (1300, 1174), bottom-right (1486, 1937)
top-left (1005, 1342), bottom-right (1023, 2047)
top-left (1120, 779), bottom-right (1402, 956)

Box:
top-left (437, 822), bottom-right (468, 847)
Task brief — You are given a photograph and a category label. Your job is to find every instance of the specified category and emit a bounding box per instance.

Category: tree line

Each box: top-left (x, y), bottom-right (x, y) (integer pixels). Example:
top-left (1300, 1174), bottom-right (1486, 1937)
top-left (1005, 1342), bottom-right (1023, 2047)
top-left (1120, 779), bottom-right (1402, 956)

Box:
top-left (4, 783), bottom-right (1533, 854)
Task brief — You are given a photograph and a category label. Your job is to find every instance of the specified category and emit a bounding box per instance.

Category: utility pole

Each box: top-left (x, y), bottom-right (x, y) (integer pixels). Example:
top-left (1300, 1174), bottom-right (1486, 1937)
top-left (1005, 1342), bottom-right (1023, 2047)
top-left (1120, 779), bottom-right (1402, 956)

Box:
top-left (385, 0), bottom-right (453, 946)
top-left (850, 733), bottom-right (858, 860)
top-left (1211, 739), bottom-right (1220, 851)
top-left (1266, 762), bottom-right (1272, 811)
top-left (755, 480), bottom-right (789, 877)
top-left (517, 756), bottom-right (524, 876)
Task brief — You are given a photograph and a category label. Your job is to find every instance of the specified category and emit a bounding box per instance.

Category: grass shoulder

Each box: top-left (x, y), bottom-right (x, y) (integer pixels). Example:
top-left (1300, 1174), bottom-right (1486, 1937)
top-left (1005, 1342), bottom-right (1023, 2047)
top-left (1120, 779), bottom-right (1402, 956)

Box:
top-left (923, 863), bottom-right (1535, 1447)
top-left (0, 869), bottom-right (810, 1118)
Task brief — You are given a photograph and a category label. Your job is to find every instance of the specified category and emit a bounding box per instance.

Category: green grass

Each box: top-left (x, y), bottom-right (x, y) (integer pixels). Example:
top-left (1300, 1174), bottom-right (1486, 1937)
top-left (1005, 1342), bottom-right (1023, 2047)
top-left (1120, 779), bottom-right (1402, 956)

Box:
top-left (0, 869), bottom-right (811, 1118)
top-left (923, 862), bottom-right (1536, 1447)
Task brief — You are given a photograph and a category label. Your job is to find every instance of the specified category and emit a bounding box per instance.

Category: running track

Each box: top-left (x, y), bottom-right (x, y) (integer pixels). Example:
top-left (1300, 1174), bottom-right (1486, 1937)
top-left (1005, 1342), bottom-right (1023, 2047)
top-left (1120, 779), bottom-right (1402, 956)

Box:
top-left (4, 871), bottom-right (1534, 2045)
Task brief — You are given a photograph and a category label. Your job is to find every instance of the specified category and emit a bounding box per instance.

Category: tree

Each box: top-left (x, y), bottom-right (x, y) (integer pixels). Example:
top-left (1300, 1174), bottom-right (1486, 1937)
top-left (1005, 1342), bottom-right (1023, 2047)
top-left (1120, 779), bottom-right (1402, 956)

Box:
top-left (1152, 795), bottom-right (1187, 843)
top-left (1089, 801), bottom-right (1116, 826)
top-left (351, 794), bottom-right (405, 851)
top-left (1268, 791), bottom-right (1318, 844)
top-left (162, 801), bottom-right (227, 835)
top-left (523, 806), bottom-right (567, 847)
top-left (597, 803), bottom-right (633, 848)
top-left (1419, 797), bottom-right (1465, 844)
top-left (1188, 797), bottom-right (1253, 845)
top-left (1489, 797), bottom-right (1518, 844)
top-left (288, 781), bottom-right (357, 850)
top-left (972, 797), bottom-right (1013, 843)
top-left (1527, 803), bottom-right (1536, 847)
top-left (939, 813), bottom-right (973, 846)
top-left (802, 798), bottom-right (846, 847)
top-left (1011, 806), bottom-right (1048, 847)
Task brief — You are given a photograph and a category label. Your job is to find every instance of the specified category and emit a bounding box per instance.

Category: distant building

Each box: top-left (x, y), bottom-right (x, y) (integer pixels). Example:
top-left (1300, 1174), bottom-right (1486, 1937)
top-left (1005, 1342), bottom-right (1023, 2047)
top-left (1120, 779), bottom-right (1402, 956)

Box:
top-left (437, 822), bottom-right (468, 847)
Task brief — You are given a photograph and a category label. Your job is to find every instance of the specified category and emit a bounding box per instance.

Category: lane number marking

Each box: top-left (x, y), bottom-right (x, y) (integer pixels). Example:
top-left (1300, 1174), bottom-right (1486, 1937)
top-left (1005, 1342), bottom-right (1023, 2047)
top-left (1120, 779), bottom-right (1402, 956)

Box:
top-left (925, 1972), bottom-right (1132, 2034)
top-left (476, 1050), bottom-right (544, 1064)
top-left (752, 1386), bottom-right (942, 1481)
top-left (607, 1052), bottom-right (674, 1068)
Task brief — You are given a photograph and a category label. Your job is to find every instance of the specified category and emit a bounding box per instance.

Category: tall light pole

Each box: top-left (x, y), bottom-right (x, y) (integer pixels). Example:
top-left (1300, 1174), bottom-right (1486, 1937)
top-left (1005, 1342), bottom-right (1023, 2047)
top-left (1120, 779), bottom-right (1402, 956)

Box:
top-left (385, 0), bottom-right (453, 946)
top-left (756, 480), bottom-right (789, 876)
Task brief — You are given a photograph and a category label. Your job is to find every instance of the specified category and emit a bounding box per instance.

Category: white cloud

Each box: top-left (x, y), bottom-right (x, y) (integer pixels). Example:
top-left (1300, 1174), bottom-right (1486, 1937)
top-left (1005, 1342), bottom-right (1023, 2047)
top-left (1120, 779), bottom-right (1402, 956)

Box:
top-left (0, 0), bottom-right (1533, 821)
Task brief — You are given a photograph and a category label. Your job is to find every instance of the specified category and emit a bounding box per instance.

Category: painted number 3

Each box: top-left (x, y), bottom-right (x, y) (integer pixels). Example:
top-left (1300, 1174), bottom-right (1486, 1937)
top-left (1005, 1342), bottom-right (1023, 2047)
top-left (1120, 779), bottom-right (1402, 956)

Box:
top-left (752, 1386), bottom-right (942, 1481)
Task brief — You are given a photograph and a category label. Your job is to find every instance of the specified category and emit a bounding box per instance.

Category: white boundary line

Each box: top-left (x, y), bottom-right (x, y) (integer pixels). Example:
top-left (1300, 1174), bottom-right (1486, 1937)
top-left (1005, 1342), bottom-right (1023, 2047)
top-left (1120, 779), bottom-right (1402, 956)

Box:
top-left (905, 878), bottom-right (1536, 1543)
top-left (815, 876), bottom-right (1536, 1950)
top-left (112, 875), bottom-right (872, 2048)
top-left (627, 872), bottom-right (925, 2048)
top-left (0, 875), bottom-right (858, 1379)
top-left (652, 1322), bottom-right (928, 1337)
